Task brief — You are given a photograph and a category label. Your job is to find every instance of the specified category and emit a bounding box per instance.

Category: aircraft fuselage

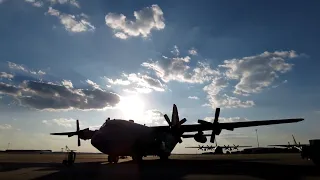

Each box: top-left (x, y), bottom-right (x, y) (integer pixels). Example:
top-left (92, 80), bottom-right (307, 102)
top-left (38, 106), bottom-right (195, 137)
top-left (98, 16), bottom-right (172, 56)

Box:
top-left (90, 119), bottom-right (178, 157)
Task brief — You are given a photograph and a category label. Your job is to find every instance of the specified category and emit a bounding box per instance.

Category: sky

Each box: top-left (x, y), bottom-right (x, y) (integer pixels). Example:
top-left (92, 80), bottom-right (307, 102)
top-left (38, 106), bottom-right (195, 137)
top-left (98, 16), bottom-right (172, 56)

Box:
top-left (0, 0), bottom-right (320, 154)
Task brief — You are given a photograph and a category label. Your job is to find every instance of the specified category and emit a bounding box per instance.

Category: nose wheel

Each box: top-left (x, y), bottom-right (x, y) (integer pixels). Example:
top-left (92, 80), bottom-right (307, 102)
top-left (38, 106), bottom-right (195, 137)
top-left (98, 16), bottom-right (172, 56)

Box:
top-left (108, 155), bottom-right (119, 163)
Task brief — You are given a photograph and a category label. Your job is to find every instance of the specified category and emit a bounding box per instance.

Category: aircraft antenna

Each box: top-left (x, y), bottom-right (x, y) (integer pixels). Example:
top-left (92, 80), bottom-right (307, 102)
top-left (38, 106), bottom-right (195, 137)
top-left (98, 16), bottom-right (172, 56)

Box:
top-left (255, 129), bottom-right (260, 147)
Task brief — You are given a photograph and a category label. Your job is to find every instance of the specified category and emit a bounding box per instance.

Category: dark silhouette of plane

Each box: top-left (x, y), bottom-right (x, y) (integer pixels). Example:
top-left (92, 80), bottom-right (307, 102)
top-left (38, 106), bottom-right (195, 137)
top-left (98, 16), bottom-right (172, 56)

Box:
top-left (186, 140), bottom-right (251, 154)
top-left (50, 104), bottom-right (303, 163)
top-left (268, 135), bottom-right (308, 151)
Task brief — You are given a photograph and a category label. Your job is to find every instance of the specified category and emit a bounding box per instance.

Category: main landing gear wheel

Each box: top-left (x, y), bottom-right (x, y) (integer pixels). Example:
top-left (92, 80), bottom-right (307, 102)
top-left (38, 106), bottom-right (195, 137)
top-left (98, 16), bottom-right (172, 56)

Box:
top-left (132, 154), bottom-right (143, 163)
top-left (108, 155), bottom-right (119, 163)
top-left (160, 155), bottom-right (169, 161)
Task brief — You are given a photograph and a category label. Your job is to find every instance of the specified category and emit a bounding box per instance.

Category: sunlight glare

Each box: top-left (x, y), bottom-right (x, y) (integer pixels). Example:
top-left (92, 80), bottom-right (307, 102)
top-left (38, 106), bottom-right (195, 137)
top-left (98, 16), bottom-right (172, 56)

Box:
top-left (117, 95), bottom-right (145, 120)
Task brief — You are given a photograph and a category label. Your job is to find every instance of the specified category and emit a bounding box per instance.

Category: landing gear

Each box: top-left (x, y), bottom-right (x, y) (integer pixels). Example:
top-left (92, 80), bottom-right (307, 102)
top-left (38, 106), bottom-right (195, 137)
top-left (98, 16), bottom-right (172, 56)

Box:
top-left (159, 152), bottom-right (170, 161)
top-left (108, 155), bottom-right (119, 163)
top-left (132, 153), bottom-right (143, 163)
top-left (160, 154), bottom-right (169, 161)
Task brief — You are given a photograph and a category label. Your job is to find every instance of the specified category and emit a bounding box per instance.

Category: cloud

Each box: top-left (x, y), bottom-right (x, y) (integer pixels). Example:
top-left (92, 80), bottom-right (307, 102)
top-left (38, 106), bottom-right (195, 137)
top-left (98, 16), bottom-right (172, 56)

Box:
top-left (142, 109), bottom-right (167, 126)
top-left (7, 61), bottom-right (46, 75)
top-left (0, 124), bottom-right (12, 130)
top-left (105, 73), bottom-right (166, 93)
top-left (86, 79), bottom-right (101, 90)
top-left (219, 50), bottom-right (301, 95)
top-left (188, 48), bottom-right (198, 56)
top-left (204, 116), bottom-right (249, 123)
top-left (0, 72), bottom-right (14, 79)
top-left (61, 79), bottom-right (73, 88)
top-left (48, 0), bottom-right (80, 8)
top-left (105, 4), bottom-right (165, 39)
top-left (203, 77), bottom-right (254, 108)
top-left (171, 45), bottom-right (180, 56)
top-left (25, 0), bottom-right (43, 7)
top-left (0, 82), bottom-right (21, 96)
top-left (188, 96), bottom-right (199, 100)
top-left (141, 56), bottom-right (219, 84)
top-left (42, 118), bottom-right (76, 128)
top-left (114, 32), bottom-right (128, 39)
top-left (0, 81), bottom-right (120, 110)
top-left (46, 7), bottom-right (95, 33)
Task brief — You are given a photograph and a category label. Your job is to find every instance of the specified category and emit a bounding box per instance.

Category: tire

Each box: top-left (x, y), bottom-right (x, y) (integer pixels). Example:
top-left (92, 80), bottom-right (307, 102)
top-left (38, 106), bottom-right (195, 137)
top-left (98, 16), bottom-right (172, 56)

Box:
top-left (108, 156), bottom-right (112, 163)
top-left (159, 152), bottom-right (169, 161)
top-left (113, 156), bottom-right (119, 163)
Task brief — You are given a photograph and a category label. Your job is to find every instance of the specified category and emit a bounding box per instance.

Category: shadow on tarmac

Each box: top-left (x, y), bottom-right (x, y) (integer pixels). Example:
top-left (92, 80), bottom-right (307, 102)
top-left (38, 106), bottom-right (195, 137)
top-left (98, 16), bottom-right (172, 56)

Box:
top-left (1, 158), bottom-right (319, 180)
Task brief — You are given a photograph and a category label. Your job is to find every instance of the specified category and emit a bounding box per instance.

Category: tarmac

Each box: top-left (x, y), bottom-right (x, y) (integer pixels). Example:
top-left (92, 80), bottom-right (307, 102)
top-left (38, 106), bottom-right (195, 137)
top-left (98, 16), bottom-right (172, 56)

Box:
top-left (0, 153), bottom-right (319, 180)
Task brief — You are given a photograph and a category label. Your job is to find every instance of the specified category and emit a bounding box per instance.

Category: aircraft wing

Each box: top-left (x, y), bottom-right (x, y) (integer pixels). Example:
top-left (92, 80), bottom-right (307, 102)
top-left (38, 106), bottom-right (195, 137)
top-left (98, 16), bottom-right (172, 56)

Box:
top-left (152, 118), bottom-right (304, 133)
top-left (182, 134), bottom-right (211, 138)
top-left (268, 144), bottom-right (308, 147)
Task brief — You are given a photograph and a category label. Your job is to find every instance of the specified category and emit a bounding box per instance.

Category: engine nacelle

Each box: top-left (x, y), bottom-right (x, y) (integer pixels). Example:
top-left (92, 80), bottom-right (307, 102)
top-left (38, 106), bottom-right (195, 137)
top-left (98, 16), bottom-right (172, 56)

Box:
top-left (194, 133), bottom-right (207, 143)
top-left (214, 128), bottom-right (222, 135)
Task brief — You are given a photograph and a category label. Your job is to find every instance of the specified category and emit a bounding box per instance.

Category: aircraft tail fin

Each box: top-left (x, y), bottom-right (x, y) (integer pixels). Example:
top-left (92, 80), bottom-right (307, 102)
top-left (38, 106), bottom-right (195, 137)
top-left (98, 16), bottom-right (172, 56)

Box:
top-left (292, 134), bottom-right (298, 145)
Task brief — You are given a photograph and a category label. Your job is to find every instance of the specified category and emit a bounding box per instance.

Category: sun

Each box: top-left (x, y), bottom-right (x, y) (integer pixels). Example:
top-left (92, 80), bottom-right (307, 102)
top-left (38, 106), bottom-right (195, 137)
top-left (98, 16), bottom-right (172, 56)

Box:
top-left (117, 95), bottom-right (145, 120)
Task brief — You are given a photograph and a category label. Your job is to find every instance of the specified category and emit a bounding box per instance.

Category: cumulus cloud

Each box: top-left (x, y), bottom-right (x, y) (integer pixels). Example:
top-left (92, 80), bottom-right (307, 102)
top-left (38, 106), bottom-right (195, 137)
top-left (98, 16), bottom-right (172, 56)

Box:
top-left (219, 50), bottom-right (301, 95)
top-left (104, 73), bottom-right (165, 93)
top-left (142, 109), bottom-right (167, 126)
top-left (188, 48), bottom-right (198, 56)
top-left (204, 116), bottom-right (249, 123)
top-left (46, 7), bottom-right (95, 33)
top-left (188, 96), bottom-right (199, 100)
top-left (42, 118), bottom-right (76, 128)
top-left (203, 77), bottom-right (254, 108)
top-left (61, 79), bottom-right (73, 88)
top-left (105, 4), bottom-right (165, 39)
top-left (0, 124), bottom-right (12, 130)
top-left (0, 81), bottom-right (120, 110)
top-left (7, 61), bottom-right (46, 75)
top-left (0, 72), bottom-right (14, 79)
top-left (141, 56), bottom-right (219, 84)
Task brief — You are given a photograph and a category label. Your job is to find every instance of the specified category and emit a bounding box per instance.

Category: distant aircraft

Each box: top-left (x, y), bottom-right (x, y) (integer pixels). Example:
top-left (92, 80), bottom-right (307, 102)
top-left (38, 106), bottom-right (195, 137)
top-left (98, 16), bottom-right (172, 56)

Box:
top-left (185, 141), bottom-right (252, 153)
top-left (50, 104), bottom-right (304, 163)
top-left (268, 134), bottom-right (308, 151)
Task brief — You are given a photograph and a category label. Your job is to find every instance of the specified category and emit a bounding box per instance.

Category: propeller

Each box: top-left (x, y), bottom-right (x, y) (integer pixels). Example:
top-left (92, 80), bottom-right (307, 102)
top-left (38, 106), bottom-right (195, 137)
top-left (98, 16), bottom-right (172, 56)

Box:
top-left (50, 119), bottom-right (87, 147)
top-left (163, 104), bottom-right (187, 143)
top-left (233, 144), bottom-right (239, 150)
top-left (198, 108), bottom-right (222, 143)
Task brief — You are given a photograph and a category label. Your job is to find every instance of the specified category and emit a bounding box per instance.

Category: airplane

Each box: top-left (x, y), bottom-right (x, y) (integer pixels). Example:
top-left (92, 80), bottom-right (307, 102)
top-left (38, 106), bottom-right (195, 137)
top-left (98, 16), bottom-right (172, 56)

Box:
top-left (186, 141), bottom-right (252, 154)
top-left (50, 104), bottom-right (304, 163)
top-left (268, 134), bottom-right (308, 151)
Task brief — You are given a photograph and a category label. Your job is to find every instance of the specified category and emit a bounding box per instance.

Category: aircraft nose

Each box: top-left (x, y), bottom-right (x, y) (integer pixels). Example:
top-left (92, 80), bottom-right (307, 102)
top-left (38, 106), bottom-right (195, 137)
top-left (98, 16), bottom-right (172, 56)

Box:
top-left (91, 132), bottom-right (107, 153)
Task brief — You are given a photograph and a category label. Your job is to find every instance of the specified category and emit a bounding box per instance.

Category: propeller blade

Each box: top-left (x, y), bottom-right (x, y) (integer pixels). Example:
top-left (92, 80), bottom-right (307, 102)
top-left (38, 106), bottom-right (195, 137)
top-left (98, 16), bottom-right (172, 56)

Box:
top-left (179, 118), bottom-right (187, 125)
top-left (78, 137), bottom-right (81, 146)
top-left (210, 133), bottom-right (215, 143)
top-left (214, 108), bottom-right (220, 123)
top-left (76, 119), bottom-right (80, 132)
top-left (164, 114), bottom-right (172, 127)
top-left (51, 132), bottom-right (76, 136)
top-left (172, 104), bottom-right (179, 126)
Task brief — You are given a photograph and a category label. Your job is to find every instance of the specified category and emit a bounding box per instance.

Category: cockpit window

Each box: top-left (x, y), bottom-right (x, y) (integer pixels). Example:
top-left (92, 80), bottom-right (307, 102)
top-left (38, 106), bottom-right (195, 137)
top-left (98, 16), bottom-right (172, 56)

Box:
top-left (100, 118), bottom-right (110, 129)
